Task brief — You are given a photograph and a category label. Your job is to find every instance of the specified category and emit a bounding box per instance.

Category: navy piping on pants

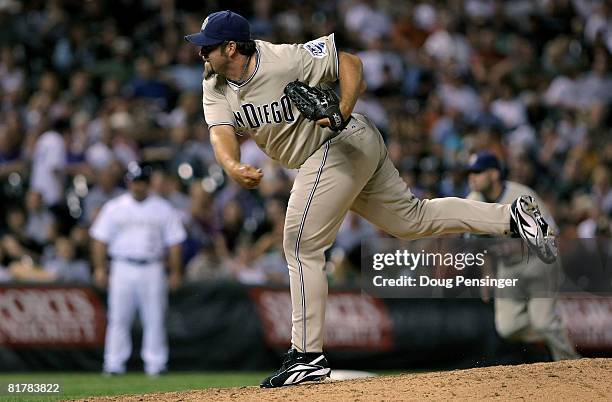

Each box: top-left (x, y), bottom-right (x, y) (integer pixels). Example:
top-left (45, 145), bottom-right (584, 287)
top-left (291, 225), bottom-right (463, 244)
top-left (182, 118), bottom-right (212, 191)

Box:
top-left (294, 140), bottom-right (330, 353)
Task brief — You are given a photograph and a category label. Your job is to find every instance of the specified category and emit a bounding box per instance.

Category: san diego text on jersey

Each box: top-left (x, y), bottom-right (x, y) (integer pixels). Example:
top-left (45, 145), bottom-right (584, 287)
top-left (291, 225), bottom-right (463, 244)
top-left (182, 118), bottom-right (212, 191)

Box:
top-left (233, 95), bottom-right (295, 129)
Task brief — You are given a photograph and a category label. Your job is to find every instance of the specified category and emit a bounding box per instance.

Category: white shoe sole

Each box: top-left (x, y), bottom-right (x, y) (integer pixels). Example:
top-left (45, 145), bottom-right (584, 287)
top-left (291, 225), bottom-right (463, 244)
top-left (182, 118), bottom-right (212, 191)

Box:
top-left (511, 196), bottom-right (557, 264)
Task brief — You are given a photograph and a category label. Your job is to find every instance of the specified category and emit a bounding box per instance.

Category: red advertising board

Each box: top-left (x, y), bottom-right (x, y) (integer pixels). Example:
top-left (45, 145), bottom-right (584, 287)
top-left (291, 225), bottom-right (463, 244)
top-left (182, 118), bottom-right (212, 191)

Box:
top-left (249, 288), bottom-right (394, 350)
top-left (0, 287), bottom-right (106, 347)
top-left (559, 296), bottom-right (612, 353)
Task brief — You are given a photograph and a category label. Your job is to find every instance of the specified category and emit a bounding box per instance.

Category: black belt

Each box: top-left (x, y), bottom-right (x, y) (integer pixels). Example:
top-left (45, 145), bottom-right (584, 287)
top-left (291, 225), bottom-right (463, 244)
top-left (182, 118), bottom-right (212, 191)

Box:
top-left (113, 257), bottom-right (161, 266)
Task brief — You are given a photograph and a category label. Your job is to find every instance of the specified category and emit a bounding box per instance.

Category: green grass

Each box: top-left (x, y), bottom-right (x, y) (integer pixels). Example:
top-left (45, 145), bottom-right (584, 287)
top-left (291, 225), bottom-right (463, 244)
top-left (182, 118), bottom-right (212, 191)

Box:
top-left (0, 372), bottom-right (268, 401)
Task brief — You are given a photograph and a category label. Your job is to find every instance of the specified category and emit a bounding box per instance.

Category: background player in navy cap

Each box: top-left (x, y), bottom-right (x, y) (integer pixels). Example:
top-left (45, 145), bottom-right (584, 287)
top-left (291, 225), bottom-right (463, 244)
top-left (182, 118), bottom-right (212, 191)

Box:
top-left (466, 152), bottom-right (580, 361)
top-left (90, 163), bottom-right (187, 376)
top-left (124, 164), bottom-right (153, 202)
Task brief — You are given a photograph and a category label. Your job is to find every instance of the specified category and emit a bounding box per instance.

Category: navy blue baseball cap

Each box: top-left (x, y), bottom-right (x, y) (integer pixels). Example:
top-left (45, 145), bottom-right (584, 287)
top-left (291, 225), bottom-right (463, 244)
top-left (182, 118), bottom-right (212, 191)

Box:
top-left (184, 10), bottom-right (251, 47)
top-left (467, 152), bottom-right (502, 173)
top-left (125, 163), bottom-right (152, 182)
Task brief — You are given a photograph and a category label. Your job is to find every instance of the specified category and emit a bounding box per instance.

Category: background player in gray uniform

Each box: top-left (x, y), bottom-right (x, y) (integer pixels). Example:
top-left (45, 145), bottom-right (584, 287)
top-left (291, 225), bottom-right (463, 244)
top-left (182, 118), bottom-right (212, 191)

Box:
top-left (90, 164), bottom-right (186, 376)
top-left (185, 10), bottom-right (557, 387)
top-left (466, 152), bottom-right (579, 361)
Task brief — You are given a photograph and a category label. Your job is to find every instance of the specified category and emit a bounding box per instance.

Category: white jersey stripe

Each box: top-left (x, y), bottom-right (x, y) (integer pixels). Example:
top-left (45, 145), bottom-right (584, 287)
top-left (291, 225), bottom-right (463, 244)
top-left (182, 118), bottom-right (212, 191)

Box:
top-left (331, 33), bottom-right (339, 80)
top-left (226, 48), bottom-right (261, 89)
top-left (207, 122), bottom-right (236, 129)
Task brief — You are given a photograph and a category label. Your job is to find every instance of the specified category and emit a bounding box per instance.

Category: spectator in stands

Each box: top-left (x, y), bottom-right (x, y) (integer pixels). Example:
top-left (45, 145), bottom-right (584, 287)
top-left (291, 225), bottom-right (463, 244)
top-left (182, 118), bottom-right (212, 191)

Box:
top-left (163, 44), bottom-right (204, 93)
top-left (1, 206), bottom-right (42, 265)
top-left (150, 169), bottom-right (190, 222)
top-left (227, 237), bottom-right (268, 284)
top-left (344, 0), bottom-right (393, 47)
top-left (574, 48), bottom-right (612, 112)
top-left (24, 190), bottom-right (56, 246)
top-left (163, 92), bottom-right (204, 128)
top-left (88, 28), bottom-right (133, 84)
top-left (215, 200), bottom-right (247, 263)
top-left (9, 236), bottom-right (91, 283)
top-left (29, 118), bottom-right (69, 207)
top-left (82, 162), bottom-right (124, 224)
top-left (126, 57), bottom-right (171, 110)
top-left (424, 10), bottom-right (472, 69)
top-left (591, 164), bottom-right (612, 215)
top-left (437, 69), bottom-right (482, 118)
top-left (59, 70), bottom-right (98, 116)
top-left (0, 118), bottom-right (26, 180)
top-left (165, 124), bottom-right (215, 179)
top-left (52, 23), bottom-right (96, 74)
top-left (185, 240), bottom-right (231, 282)
top-left (85, 121), bottom-right (119, 171)
top-left (0, 46), bottom-right (24, 95)
top-left (249, 198), bottom-right (289, 285)
top-left (184, 181), bottom-right (220, 247)
top-left (0, 246), bottom-right (11, 282)
top-left (491, 80), bottom-right (528, 130)
top-left (45, 236), bottom-right (91, 283)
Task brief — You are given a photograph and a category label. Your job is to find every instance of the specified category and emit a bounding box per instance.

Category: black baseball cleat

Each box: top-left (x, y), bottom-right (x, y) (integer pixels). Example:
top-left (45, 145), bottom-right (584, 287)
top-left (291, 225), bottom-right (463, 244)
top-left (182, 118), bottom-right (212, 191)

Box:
top-left (510, 195), bottom-right (557, 264)
top-left (260, 348), bottom-right (331, 388)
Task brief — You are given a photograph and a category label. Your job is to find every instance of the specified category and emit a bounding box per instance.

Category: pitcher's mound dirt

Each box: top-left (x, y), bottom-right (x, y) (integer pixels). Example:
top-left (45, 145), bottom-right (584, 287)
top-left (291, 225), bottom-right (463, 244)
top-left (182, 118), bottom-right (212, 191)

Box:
top-left (80, 358), bottom-right (612, 402)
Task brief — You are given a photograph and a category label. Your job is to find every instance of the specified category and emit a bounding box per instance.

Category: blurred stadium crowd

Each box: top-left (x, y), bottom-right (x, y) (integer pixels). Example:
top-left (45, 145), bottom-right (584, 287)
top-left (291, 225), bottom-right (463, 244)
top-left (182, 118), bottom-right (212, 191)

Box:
top-left (0, 0), bottom-right (610, 286)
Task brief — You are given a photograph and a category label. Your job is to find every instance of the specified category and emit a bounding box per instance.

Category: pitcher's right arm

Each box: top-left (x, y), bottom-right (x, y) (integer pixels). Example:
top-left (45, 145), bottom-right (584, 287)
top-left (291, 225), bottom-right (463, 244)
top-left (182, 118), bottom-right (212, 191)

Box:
top-left (209, 124), bottom-right (263, 189)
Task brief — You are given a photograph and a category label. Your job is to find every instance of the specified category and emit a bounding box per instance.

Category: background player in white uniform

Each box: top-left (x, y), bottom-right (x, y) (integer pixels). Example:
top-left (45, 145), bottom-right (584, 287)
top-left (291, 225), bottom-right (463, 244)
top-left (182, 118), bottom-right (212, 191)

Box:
top-left (90, 164), bottom-right (186, 376)
top-left (466, 152), bottom-right (579, 361)
top-left (185, 10), bottom-right (557, 387)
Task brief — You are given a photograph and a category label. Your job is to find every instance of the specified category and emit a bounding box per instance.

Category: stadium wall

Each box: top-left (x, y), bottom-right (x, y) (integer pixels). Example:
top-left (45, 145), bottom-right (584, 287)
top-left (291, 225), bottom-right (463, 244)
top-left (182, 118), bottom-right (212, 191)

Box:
top-left (0, 283), bottom-right (609, 371)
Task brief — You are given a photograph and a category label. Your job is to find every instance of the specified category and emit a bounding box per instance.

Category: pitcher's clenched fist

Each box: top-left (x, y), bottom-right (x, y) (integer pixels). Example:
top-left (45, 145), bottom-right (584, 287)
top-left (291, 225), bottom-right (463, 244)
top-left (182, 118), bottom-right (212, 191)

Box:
top-left (229, 163), bottom-right (263, 189)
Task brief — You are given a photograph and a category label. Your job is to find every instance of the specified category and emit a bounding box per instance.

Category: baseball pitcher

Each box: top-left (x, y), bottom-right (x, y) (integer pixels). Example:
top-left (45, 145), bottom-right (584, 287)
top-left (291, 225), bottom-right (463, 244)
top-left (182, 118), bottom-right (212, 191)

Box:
top-left (185, 10), bottom-right (558, 388)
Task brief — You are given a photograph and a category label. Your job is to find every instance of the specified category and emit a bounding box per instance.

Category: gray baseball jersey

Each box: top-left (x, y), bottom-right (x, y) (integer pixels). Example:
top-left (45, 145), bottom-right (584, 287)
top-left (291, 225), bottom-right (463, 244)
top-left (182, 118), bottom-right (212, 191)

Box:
top-left (203, 34), bottom-right (340, 168)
